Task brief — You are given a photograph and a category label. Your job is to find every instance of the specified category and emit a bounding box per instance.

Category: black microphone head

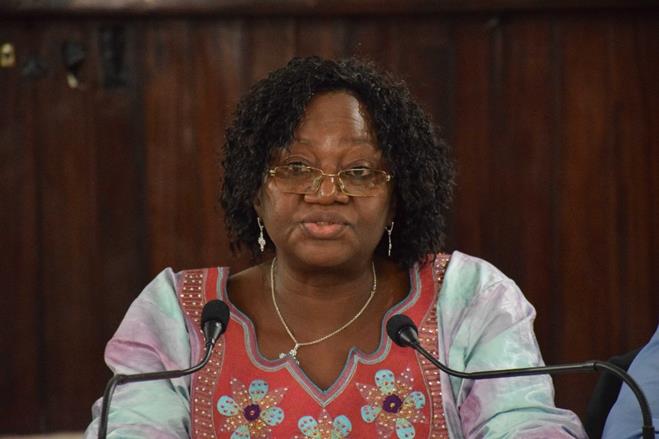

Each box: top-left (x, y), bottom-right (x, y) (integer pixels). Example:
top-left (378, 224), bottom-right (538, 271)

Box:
top-left (201, 300), bottom-right (230, 336)
top-left (386, 314), bottom-right (419, 347)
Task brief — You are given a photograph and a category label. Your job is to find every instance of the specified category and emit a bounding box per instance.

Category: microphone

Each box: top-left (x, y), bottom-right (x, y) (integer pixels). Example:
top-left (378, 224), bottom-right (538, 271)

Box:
top-left (387, 314), bottom-right (655, 439)
top-left (97, 299), bottom-right (230, 439)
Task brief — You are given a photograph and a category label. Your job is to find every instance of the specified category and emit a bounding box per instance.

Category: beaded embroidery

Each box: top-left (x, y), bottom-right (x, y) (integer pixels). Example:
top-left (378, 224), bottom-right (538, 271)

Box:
top-left (357, 367), bottom-right (428, 438)
top-left (178, 269), bottom-right (223, 439)
top-left (295, 410), bottom-right (352, 438)
top-left (216, 377), bottom-right (287, 437)
top-left (178, 253), bottom-right (451, 438)
top-left (417, 253), bottom-right (451, 437)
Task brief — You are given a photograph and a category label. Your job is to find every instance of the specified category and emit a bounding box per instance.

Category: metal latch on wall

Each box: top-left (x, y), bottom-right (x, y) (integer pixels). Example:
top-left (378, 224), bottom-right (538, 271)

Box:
top-left (1, 43), bottom-right (16, 68)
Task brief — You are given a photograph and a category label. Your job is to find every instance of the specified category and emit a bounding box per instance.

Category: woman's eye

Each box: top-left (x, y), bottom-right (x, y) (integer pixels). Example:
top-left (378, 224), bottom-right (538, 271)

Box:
top-left (343, 167), bottom-right (373, 178)
top-left (285, 163), bottom-right (312, 173)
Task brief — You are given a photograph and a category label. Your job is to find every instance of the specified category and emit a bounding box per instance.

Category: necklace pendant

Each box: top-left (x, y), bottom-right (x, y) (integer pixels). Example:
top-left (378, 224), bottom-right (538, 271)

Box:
top-left (289, 344), bottom-right (300, 363)
top-left (278, 343), bottom-right (300, 364)
top-left (289, 343), bottom-right (299, 357)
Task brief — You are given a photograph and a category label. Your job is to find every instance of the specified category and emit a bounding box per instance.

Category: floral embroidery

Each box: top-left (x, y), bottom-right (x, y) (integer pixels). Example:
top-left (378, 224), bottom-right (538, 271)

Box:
top-left (357, 368), bottom-right (427, 438)
top-left (294, 409), bottom-right (352, 439)
top-left (216, 377), bottom-right (287, 438)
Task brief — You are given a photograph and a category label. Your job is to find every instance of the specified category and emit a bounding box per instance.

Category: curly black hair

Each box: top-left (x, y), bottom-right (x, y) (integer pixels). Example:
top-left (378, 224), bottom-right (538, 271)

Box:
top-left (221, 56), bottom-right (454, 269)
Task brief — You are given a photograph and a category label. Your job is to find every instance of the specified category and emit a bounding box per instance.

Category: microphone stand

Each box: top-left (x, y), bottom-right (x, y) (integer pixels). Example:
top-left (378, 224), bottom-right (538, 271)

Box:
top-left (98, 315), bottom-right (224, 439)
top-left (403, 332), bottom-right (655, 439)
top-left (96, 298), bottom-right (228, 438)
top-left (98, 340), bottom-right (214, 439)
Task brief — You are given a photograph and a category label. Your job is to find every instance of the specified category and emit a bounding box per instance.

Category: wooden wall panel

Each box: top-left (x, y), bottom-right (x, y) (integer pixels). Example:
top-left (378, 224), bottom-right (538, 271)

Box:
top-left (246, 18), bottom-right (296, 84)
top-left (88, 21), bottom-right (150, 354)
top-left (605, 16), bottom-right (658, 346)
top-left (144, 20), bottom-right (192, 274)
top-left (296, 18), bottom-right (347, 59)
top-left (0, 21), bottom-right (42, 433)
top-left (343, 18), bottom-right (392, 66)
top-left (1, 10), bottom-right (657, 435)
top-left (190, 20), bottom-right (247, 268)
top-left (33, 23), bottom-right (103, 430)
top-left (451, 18), bottom-right (492, 256)
top-left (390, 18), bottom-right (453, 137)
top-left (636, 16), bottom-right (659, 343)
top-left (3, 0), bottom-right (657, 16)
top-left (552, 15), bottom-right (653, 413)
top-left (494, 16), bottom-right (557, 353)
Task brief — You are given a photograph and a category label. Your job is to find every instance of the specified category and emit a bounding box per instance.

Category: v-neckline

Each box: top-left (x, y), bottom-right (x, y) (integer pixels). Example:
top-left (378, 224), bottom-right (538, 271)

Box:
top-left (216, 264), bottom-right (423, 406)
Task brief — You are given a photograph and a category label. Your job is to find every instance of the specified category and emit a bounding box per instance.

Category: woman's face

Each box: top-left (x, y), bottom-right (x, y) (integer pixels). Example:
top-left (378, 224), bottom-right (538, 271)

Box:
top-left (254, 91), bottom-right (394, 269)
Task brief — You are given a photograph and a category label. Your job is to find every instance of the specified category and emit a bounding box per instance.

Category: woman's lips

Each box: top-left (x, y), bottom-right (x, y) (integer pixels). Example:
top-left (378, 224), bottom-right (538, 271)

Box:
top-left (301, 221), bottom-right (347, 239)
top-left (299, 212), bottom-right (349, 239)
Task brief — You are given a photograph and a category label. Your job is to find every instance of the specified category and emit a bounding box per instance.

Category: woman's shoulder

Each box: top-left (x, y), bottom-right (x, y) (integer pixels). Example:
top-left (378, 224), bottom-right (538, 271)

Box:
top-left (434, 250), bottom-right (522, 309)
top-left (444, 250), bottom-right (513, 286)
top-left (133, 265), bottom-right (234, 308)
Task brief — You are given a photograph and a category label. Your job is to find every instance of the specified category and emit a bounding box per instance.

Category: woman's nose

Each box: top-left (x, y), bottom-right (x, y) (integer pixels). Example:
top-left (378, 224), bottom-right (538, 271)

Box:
top-left (305, 174), bottom-right (349, 204)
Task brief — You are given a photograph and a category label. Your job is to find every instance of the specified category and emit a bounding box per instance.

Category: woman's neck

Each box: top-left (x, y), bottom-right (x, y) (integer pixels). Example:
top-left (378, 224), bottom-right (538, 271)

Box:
top-left (271, 254), bottom-right (377, 303)
top-left (266, 255), bottom-right (385, 338)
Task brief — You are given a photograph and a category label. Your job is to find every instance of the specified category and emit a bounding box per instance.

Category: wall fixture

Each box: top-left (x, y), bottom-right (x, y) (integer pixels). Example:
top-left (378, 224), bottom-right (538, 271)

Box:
top-left (1, 43), bottom-right (16, 68)
top-left (62, 41), bottom-right (86, 89)
top-left (99, 25), bottom-right (128, 88)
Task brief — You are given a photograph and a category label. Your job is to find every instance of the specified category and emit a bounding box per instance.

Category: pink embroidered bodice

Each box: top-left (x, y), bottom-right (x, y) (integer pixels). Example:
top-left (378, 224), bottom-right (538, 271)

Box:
top-left (177, 255), bottom-right (450, 439)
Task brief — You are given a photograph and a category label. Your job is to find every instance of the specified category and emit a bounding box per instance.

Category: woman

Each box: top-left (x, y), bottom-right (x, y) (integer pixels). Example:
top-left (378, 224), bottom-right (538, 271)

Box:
top-left (86, 57), bottom-right (586, 438)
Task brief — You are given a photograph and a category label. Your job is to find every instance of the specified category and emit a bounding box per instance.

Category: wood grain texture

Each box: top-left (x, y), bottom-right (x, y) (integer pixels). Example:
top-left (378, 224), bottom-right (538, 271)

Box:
top-left (555, 15), bottom-right (617, 413)
top-left (1, 10), bottom-right (657, 434)
top-left (2, 0), bottom-right (658, 16)
top-left (32, 22), bottom-right (103, 430)
top-left (0, 20), bottom-right (42, 433)
top-left (342, 17), bottom-right (390, 65)
top-left (494, 16), bottom-right (557, 353)
top-left (450, 18), bottom-right (492, 256)
top-left (190, 20), bottom-right (247, 268)
top-left (606, 16), bottom-right (659, 347)
top-left (295, 18), bottom-right (347, 59)
top-left (143, 20), bottom-right (192, 274)
top-left (390, 17), bottom-right (452, 133)
top-left (86, 22), bottom-right (150, 358)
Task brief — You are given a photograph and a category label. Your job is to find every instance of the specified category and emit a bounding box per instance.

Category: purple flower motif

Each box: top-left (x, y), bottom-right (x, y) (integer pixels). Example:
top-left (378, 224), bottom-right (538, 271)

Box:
top-left (243, 403), bottom-right (261, 421)
top-left (382, 394), bottom-right (403, 414)
top-left (217, 378), bottom-right (287, 438)
top-left (357, 368), bottom-right (427, 438)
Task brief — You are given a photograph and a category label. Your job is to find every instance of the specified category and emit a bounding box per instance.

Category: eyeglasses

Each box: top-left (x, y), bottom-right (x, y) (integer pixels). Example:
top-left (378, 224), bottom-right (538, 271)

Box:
top-left (267, 164), bottom-right (392, 197)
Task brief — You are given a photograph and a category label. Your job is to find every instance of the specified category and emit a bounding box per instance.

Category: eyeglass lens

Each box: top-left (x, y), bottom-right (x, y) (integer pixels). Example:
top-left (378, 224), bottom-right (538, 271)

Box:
top-left (272, 166), bottom-right (387, 197)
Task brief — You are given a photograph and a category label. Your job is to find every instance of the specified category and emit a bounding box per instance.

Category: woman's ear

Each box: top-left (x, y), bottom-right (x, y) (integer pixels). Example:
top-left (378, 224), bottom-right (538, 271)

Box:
top-left (386, 193), bottom-right (397, 224)
top-left (253, 189), bottom-right (263, 217)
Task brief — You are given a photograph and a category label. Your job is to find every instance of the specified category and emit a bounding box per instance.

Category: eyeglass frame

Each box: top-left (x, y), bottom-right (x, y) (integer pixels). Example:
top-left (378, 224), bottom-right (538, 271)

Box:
top-left (266, 164), bottom-right (392, 197)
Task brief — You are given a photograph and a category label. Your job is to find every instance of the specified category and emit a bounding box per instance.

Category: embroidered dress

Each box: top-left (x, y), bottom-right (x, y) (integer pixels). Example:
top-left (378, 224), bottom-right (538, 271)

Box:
top-left (179, 254), bottom-right (449, 439)
top-left (85, 251), bottom-right (587, 438)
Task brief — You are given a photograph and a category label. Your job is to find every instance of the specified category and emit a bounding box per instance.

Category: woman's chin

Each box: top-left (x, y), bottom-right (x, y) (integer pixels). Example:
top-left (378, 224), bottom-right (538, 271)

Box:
top-left (286, 242), bottom-right (363, 269)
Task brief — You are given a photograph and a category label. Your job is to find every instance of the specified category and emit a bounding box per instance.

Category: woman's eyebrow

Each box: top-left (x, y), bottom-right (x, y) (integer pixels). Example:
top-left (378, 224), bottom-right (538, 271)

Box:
top-left (348, 136), bottom-right (376, 145)
top-left (290, 137), bottom-right (312, 145)
top-left (291, 135), bottom-right (376, 146)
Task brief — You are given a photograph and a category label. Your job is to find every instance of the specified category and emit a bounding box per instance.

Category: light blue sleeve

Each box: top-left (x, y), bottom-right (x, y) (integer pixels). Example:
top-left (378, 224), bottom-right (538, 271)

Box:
top-left (603, 324), bottom-right (659, 439)
top-left (84, 268), bottom-right (195, 439)
top-left (437, 251), bottom-right (587, 438)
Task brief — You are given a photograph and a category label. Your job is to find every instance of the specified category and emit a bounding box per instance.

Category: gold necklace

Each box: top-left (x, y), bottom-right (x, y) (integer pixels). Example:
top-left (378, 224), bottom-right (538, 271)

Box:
top-left (270, 257), bottom-right (377, 363)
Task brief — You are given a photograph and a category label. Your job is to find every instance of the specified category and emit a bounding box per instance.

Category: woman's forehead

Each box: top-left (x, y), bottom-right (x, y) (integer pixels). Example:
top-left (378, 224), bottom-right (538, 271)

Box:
top-left (265, 91), bottom-right (386, 165)
top-left (293, 92), bottom-right (377, 144)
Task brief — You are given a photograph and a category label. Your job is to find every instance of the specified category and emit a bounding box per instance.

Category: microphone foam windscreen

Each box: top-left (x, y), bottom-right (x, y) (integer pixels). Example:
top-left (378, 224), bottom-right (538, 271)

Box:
top-left (386, 314), bottom-right (417, 346)
top-left (201, 300), bottom-right (230, 329)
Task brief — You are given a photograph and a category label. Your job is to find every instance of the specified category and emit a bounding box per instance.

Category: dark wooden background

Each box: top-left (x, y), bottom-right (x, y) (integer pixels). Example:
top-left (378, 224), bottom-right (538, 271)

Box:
top-left (1, 0), bottom-right (657, 434)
